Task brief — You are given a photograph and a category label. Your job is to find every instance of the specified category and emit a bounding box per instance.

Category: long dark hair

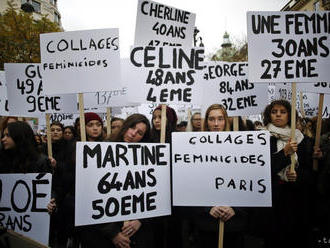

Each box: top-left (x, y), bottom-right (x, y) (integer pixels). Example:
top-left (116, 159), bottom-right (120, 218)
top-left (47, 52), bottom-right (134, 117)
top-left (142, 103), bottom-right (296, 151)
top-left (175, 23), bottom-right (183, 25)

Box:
top-left (115, 114), bottom-right (150, 142)
top-left (2, 121), bottom-right (41, 172)
top-left (263, 100), bottom-right (292, 127)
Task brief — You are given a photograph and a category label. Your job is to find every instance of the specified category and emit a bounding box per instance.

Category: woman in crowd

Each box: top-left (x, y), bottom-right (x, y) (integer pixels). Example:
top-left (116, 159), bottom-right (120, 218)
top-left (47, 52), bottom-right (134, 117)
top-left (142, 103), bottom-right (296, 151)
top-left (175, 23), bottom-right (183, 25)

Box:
top-left (84, 112), bottom-right (104, 142)
top-left (150, 105), bottom-right (177, 143)
top-left (190, 112), bottom-right (202, 131)
top-left (63, 125), bottom-right (77, 142)
top-left (79, 113), bottom-right (151, 248)
top-left (0, 121), bottom-right (51, 173)
top-left (192, 104), bottom-right (247, 248)
top-left (250, 99), bottom-right (313, 248)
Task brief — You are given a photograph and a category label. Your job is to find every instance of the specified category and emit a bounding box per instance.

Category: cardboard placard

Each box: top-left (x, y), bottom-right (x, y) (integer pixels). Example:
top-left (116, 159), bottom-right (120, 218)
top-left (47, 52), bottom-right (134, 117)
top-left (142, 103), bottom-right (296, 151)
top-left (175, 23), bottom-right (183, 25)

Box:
top-left (172, 131), bottom-right (272, 207)
top-left (0, 173), bottom-right (52, 246)
top-left (202, 62), bottom-right (268, 116)
top-left (247, 11), bottom-right (330, 83)
top-left (134, 0), bottom-right (195, 48)
top-left (5, 63), bottom-right (77, 117)
top-left (125, 46), bottom-right (204, 104)
top-left (40, 28), bottom-right (121, 94)
top-left (75, 142), bottom-right (171, 226)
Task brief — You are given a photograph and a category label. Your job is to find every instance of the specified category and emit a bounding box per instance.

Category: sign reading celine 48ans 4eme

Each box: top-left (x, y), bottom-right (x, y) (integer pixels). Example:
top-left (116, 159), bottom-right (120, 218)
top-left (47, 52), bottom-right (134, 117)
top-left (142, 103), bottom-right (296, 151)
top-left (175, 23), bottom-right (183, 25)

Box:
top-left (247, 11), bottom-right (330, 83)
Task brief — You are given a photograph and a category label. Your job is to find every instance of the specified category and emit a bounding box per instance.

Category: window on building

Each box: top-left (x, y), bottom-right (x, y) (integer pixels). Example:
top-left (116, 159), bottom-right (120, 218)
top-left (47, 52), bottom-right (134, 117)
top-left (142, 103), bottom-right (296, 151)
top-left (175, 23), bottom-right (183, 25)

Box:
top-left (50, 0), bottom-right (54, 4)
top-left (314, 0), bottom-right (320, 10)
top-left (32, 0), bottom-right (41, 12)
top-left (54, 12), bottom-right (60, 24)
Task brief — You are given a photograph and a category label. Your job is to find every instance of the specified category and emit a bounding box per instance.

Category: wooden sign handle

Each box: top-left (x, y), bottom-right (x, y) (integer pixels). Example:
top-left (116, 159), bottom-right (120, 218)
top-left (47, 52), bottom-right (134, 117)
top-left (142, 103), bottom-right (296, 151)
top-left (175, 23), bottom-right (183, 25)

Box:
top-left (107, 107), bottom-right (112, 137)
top-left (160, 104), bottom-right (167, 143)
top-left (46, 113), bottom-right (53, 158)
top-left (290, 83), bottom-right (297, 172)
top-left (218, 220), bottom-right (224, 248)
top-left (78, 93), bottom-right (86, 142)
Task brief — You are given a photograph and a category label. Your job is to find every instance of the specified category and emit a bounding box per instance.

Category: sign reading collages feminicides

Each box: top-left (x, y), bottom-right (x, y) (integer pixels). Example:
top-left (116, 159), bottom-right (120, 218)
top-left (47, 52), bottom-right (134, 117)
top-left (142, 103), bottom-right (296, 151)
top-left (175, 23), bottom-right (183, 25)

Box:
top-left (4, 63), bottom-right (77, 117)
top-left (134, 0), bottom-right (196, 47)
top-left (0, 71), bottom-right (9, 115)
top-left (126, 46), bottom-right (204, 105)
top-left (0, 173), bottom-right (52, 246)
top-left (202, 62), bottom-right (268, 116)
top-left (40, 28), bottom-right (121, 94)
top-left (75, 142), bottom-right (171, 226)
top-left (247, 11), bottom-right (330, 83)
top-left (172, 131), bottom-right (272, 207)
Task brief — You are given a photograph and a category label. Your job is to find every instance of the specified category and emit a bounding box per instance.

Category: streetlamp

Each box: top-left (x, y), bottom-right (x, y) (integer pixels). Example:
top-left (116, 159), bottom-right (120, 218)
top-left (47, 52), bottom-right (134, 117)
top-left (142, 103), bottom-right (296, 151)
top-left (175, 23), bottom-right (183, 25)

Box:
top-left (193, 27), bottom-right (204, 47)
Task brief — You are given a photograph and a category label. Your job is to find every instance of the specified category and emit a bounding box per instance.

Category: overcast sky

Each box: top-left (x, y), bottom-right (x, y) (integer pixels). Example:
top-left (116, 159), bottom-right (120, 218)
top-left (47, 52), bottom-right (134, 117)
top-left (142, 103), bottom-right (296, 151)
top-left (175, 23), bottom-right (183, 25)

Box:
top-left (57, 0), bottom-right (288, 57)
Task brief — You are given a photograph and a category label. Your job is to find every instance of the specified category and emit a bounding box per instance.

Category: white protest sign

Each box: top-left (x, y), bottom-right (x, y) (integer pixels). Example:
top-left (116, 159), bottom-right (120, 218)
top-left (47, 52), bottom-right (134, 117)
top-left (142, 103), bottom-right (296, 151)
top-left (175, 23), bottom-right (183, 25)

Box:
top-left (75, 142), bottom-right (171, 226)
top-left (268, 83), bottom-right (276, 103)
top-left (297, 81), bottom-right (330, 94)
top-left (84, 87), bottom-right (129, 109)
top-left (247, 11), bottom-right (330, 83)
top-left (201, 62), bottom-right (268, 116)
top-left (274, 83), bottom-right (330, 118)
top-left (172, 131), bottom-right (272, 207)
top-left (5, 63), bottom-right (77, 117)
top-left (0, 173), bottom-right (52, 246)
top-left (134, 0), bottom-right (195, 48)
top-left (0, 71), bottom-right (9, 115)
top-left (40, 28), bottom-right (121, 94)
top-left (126, 46), bottom-right (204, 104)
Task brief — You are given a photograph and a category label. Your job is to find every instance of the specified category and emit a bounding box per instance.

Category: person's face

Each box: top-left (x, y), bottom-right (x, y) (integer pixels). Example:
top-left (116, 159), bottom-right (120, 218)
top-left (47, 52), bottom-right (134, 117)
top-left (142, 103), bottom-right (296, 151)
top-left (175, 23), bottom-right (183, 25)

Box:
top-left (111, 120), bottom-right (123, 135)
top-left (123, 122), bottom-right (147, 143)
top-left (152, 109), bottom-right (161, 131)
top-left (51, 125), bottom-right (63, 141)
top-left (63, 128), bottom-right (74, 140)
top-left (34, 135), bottom-right (41, 144)
top-left (207, 109), bottom-right (226, 132)
top-left (1, 128), bottom-right (15, 150)
top-left (270, 104), bottom-right (289, 128)
top-left (86, 120), bottom-right (102, 141)
top-left (192, 113), bottom-right (201, 130)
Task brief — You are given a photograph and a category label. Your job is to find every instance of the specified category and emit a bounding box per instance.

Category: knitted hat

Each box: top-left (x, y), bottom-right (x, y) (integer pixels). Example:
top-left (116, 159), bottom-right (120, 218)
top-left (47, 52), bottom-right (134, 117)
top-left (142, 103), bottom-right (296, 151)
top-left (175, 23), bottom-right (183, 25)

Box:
top-left (84, 112), bottom-right (103, 125)
top-left (154, 105), bottom-right (178, 125)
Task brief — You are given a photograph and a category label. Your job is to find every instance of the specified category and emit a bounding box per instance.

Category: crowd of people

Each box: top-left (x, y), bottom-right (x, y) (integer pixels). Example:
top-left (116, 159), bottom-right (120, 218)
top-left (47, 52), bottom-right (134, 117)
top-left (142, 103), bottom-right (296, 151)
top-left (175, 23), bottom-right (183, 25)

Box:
top-left (0, 100), bottom-right (329, 248)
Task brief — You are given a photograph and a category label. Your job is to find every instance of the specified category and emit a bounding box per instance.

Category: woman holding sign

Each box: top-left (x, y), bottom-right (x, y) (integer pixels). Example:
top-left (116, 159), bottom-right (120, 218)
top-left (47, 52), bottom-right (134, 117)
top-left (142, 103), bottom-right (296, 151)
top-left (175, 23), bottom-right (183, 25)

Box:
top-left (252, 99), bottom-right (313, 248)
top-left (79, 113), bottom-right (152, 248)
top-left (192, 104), bottom-right (247, 248)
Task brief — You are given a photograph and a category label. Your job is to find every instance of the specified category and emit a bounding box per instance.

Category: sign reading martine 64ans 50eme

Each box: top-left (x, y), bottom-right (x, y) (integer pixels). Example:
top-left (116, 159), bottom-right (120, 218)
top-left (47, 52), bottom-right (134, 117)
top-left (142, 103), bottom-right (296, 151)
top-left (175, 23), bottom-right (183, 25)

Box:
top-left (75, 142), bottom-right (171, 226)
top-left (40, 29), bottom-right (121, 95)
top-left (247, 11), bottom-right (330, 83)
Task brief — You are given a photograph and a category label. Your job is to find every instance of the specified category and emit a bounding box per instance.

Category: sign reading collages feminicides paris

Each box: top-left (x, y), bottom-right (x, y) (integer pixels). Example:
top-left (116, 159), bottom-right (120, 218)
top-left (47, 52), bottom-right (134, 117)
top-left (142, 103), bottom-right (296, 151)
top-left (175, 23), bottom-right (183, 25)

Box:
top-left (172, 131), bottom-right (272, 207)
top-left (40, 29), bottom-right (121, 94)
top-left (75, 142), bottom-right (171, 226)
top-left (202, 62), bottom-right (268, 116)
top-left (4, 63), bottom-right (77, 117)
top-left (135, 0), bottom-right (196, 47)
top-left (126, 46), bottom-right (204, 105)
top-left (247, 11), bottom-right (330, 83)
top-left (0, 173), bottom-right (52, 246)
